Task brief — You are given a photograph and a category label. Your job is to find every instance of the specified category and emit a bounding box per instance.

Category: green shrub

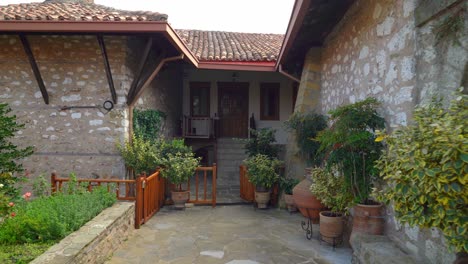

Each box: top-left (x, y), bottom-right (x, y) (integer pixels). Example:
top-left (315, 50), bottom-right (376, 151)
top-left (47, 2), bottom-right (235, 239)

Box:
top-left (0, 187), bottom-right (116, 244)
top-left (284, 112), bottom-right (327, 166)
top-left (279, 177), bottom-right (299, 195)
top-left (0, 242), bottom-right (54, 264)
top-left (374, 90), bottom-right (467, 252)
top-left (316, 98), bottom-right (385, 204)
top-left (133, 108), bottom-right (166, 141)
top-left (309, 167), bottom-right (353, 214)
top-left (160, 152), bottom-right (200, 188)
top-left (245, 154), bottom-right (282, 189)
top-left (117, 134), bottom-right (159, 177)
top-left (244, 128), bottom-right (279, 158)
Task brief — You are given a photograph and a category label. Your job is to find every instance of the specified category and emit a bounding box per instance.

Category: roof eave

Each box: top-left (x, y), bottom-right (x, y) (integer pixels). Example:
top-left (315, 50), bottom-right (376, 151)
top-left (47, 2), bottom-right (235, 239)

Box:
top-left (198, 61), bottom-right (276, 72)
top-left (0, 20), bottom-right (200, 67)
top-left (275, 0), bottom-right (311, 70)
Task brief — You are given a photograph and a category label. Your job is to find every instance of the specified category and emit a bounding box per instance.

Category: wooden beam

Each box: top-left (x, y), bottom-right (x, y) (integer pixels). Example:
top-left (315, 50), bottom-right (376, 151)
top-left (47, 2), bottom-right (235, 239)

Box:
top-left (127, 54), bottom-right (184, 106)
top-left (19, 34), bottom-right (49, 104)
top-left (97, 35), bottom-right (117, 103)
top-left (127, 37), bottom-right (153, 101)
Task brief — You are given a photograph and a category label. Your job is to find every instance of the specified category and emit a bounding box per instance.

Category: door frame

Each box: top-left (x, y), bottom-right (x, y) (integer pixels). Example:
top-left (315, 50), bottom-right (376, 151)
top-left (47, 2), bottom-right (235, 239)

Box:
top-left (217, 82), bottom-right (249, 138)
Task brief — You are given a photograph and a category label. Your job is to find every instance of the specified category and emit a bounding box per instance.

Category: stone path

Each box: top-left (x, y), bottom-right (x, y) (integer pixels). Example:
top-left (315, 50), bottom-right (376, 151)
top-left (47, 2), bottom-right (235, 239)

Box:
top-left (106, 205), bottom-right (352, 264)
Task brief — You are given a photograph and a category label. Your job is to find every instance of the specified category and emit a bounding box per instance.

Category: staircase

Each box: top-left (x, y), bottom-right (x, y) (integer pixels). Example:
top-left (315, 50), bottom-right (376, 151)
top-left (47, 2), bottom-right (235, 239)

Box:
top-left (216, 138), bottom-right (248, 204)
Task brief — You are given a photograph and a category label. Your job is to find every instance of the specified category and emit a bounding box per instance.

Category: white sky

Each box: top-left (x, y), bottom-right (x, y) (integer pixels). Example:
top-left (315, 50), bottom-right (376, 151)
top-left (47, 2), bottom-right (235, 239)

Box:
top-left (2, 0), bottom-right (295, 34)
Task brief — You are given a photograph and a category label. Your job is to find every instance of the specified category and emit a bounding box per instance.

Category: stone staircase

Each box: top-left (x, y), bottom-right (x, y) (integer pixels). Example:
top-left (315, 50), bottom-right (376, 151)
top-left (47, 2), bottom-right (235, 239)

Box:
top-left (216, 138), bottom-right (248, 204)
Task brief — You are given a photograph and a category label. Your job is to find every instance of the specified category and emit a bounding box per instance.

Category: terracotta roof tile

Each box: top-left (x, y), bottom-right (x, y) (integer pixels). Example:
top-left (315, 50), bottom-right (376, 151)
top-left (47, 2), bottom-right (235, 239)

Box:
top-left (175, 29), bottom-right (284, 62)
top-left (0, 0), bottom-right (167, 22)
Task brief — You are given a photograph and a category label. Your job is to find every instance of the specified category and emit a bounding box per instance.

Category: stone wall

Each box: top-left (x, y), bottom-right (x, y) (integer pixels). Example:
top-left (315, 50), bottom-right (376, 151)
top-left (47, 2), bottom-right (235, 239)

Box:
top-left (291, 0), bottom-right (466, 262)
top-left (0, 34), bottom-right (184, 182)
top-left (31, 202), bottom-right (135, 264)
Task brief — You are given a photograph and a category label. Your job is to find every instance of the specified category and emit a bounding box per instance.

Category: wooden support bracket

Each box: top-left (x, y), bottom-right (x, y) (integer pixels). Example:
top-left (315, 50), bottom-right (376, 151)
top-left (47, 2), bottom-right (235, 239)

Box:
top-left (127, 37), bottom-right (153, 101)
top-left (19, 34), bottom-right (49, 104)
top-left (97, 35), bottom-right (117, 104)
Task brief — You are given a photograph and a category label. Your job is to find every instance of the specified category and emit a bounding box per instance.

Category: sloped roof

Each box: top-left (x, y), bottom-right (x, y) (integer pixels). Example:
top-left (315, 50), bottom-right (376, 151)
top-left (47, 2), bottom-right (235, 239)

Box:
top-left (175, 29), bottom-right (284, 62)
top-left (0, 0), bottom-right (167, 22)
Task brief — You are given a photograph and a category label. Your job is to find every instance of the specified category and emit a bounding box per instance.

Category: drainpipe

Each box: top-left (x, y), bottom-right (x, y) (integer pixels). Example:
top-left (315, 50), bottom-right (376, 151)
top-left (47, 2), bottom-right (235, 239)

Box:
top-left (278, 64), bottom-right (301, 83)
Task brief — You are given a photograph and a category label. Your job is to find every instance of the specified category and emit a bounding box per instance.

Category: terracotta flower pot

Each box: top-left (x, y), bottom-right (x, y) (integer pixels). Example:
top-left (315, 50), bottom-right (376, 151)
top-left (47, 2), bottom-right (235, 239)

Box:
top-left (284, 193), bottom-right (297, 212)
top-left (171, 190), bottom-right (190, 209)
top-left (319, 211), bottom-right (344, 245)
top-left (255, 191), bottom-right (270, 209)
top-left (292, 177), bottom-right (325, 223)
top-left (351, 202), bottom-right (384, 238)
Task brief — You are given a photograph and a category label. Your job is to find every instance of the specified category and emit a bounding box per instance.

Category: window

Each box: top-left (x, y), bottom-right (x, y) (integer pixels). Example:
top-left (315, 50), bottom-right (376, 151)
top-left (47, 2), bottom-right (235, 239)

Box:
top-left (260, 83), bottom-right (280, 120)
top-left (190, 82), bottom-right (210, 117)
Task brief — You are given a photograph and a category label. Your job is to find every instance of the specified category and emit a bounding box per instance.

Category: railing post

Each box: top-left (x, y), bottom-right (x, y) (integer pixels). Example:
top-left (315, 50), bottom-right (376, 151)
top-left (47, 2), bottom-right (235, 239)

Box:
top-left (212, 163), bottom-right (217, 208)
top-left (135, 174), bottom-right (143, 229)
top-left (51, 172), bottom-right (57, 194)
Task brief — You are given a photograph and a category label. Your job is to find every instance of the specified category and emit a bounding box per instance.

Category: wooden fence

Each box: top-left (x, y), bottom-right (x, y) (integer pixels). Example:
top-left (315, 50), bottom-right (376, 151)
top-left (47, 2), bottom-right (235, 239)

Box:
top-left (188, 164), bottom-right (217, 207)
top-left (51, 171), bottom-right (165, 229)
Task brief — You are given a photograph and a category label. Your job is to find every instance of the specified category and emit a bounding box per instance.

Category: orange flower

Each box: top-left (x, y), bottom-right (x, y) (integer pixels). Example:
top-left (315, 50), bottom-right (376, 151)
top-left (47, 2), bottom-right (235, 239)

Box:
top-left (8, 202), bottom-right (14, 207)
top-left (22, 192), bottom-right (32, 200)
top-left (10, 212), bottom-right (16, 217)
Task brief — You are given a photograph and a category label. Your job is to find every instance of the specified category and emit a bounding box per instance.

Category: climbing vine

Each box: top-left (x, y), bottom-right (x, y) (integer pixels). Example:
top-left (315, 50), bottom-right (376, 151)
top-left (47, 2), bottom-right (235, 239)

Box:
top-left (133, 109), bottom-right (166, 141)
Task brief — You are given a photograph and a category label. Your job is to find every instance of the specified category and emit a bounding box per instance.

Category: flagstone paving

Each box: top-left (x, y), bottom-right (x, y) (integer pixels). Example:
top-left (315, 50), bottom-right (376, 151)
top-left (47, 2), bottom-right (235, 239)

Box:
top-left (106, 205), bottom-right (352, 264)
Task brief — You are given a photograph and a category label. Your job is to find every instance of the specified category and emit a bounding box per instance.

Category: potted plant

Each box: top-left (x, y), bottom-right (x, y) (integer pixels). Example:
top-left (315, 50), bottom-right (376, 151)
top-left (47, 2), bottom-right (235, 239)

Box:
top-left (160, 150), bottom-right (200, 209)
top-left (284, 112), bottom-right (328, 220)
top-left (244, 154), bottom-right (282, 209)
top-left (279, 177), bottom-right (300, 212)
top-left (310, 167), bottom-right (353, 245)
top-left (374, 90), bottom-right (467, 259)
top-left (316, 98), bottom-right (385, 236)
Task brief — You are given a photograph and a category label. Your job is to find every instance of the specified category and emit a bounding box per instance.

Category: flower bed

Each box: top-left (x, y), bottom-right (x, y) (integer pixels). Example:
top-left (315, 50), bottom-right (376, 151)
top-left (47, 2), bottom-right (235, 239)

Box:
top-left (0, 187), bottom-right (116, 263)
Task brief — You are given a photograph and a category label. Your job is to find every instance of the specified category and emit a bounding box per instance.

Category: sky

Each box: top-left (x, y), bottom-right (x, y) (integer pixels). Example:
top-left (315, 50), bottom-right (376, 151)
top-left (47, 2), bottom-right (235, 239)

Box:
top-left (2, 0), bottom-right (295, 34)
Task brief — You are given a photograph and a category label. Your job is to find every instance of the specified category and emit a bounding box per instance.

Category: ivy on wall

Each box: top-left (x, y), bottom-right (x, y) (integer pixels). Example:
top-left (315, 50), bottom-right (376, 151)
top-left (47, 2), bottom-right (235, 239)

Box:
top-left (133, 109), bottom-right (166, 141)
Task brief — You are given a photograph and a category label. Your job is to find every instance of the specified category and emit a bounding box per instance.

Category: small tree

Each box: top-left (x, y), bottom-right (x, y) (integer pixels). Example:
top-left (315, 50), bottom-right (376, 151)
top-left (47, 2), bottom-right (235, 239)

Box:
top-left (0, 103), bottom-right (33, 197)
top-left (244, 128), bottom-right (279, 158)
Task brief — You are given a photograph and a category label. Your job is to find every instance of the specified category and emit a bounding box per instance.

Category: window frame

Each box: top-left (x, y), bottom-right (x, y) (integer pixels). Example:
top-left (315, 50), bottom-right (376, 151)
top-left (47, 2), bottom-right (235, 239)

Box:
top-left (260, 82), bottom-right (280, 121)
top-left (189, 82), bottom-right (210, 117)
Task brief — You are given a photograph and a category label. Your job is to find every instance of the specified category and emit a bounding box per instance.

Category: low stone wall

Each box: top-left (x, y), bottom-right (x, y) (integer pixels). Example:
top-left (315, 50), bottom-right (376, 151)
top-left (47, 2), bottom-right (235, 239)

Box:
top-left (31, 202), bottom-right (135, 264)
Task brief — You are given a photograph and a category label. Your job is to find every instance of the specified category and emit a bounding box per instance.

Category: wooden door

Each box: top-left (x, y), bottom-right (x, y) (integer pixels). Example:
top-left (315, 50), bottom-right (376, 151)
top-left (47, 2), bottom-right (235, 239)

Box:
top-left (218, 82), bottom-right (249, 138)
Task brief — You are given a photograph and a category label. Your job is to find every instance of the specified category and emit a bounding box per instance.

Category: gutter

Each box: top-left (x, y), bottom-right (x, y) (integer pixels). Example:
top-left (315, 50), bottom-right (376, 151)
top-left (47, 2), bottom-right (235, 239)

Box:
top-left (278, 64), bottom-right (300, 83)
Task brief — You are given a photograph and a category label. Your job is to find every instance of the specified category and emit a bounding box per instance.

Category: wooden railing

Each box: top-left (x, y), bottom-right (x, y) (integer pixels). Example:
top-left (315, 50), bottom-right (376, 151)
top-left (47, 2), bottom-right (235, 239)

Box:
top-left (51, 172), bottom-right (137, 201)
top-left (174, 164), bottom-right (217, 207)
top-left (182, 116), bottom-right (215, 138)
top-left (51, 170), bottom-right (165, 229)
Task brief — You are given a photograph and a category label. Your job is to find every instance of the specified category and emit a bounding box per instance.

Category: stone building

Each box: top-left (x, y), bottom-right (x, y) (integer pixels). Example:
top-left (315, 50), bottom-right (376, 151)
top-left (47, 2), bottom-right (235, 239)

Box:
top-left (279, 0), bottom-right (466, 263)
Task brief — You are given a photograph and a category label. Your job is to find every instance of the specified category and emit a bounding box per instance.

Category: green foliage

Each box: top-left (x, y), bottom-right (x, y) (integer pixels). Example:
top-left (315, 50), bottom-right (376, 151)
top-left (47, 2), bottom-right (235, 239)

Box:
top-left (284, 112), bottom-right (327, 166)
top-left (279, 177), bottom-right (299, 195)
top-left (0, 187), bottom-right (116, 244)
top-left (0, 104), bottom-right (33, 198)
top-left (117, 134), bottom-right (159, 177)
top-left (309, 167), bottom-right (353, 214)
top-left (244, 154), bottom-right (282, 189)
top-left (317, 98), bottom-right (385, 204)
top-left (374, 90), bottom-right (468, 252)
top-left (244, 128), bottom-right (279, 158)
top-left (0, 241), bottom-right (54, 264)
top-left (32, 175), bottom-right (49, 198)
top-left (133, 108), bottom-right (166, 141)
top-left (160, 152), bottom-right (200, 187)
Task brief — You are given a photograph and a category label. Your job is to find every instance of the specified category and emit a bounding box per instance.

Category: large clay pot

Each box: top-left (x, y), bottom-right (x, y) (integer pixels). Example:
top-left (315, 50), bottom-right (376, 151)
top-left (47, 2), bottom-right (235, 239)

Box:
top-left (319, 211), bottom-right (344, 245)
top-left (292, 177), bottom-right (325, 223)
top-left (284, 194), bottom-right (297, 212)
top-left (171, 190), bottom-right (190, 209)
top-left (351, 202), bottom-right (384, 237)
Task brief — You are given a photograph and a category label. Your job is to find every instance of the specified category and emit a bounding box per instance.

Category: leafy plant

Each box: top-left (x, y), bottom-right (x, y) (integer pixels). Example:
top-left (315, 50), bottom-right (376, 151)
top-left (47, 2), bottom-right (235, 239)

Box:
top-left (0, 186), bottom-right (116, 244)
top-left (244, 154), bottom-right (282, 189)
top-left (244, 128), bottom-right (279, 158)
top-left (316, 98), bottom-right (385, 204)
top-left (0, 103), bottom-right (33, 198)
top-left (0, 242), bottom-right (54, 264)
top-left (160, 152), bottom-right (200, 189)
top-left (309, 167), bottom-right (353, 214)
top-left (284, 112), bottom-right (327, 166)
top-left (374, 90), bottom-right (467, 252)
top-left (133, 108), bottom-right (166, 141)
top-left (117, 134), bottom-right (159, 177)
top-left (279, 177), bottom-right (299, 195)
top-left (32, 174), bottom-right (49, 198)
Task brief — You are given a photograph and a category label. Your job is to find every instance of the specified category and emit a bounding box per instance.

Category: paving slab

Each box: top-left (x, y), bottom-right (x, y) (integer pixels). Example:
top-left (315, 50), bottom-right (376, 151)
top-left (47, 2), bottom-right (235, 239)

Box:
top-left (106, 205), bottom-right (352, 264)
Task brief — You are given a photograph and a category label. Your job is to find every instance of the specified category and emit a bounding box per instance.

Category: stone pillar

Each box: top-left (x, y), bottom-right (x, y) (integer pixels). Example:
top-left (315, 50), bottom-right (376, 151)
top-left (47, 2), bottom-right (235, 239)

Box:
top-left (285, 47), bottom-right (322, 180)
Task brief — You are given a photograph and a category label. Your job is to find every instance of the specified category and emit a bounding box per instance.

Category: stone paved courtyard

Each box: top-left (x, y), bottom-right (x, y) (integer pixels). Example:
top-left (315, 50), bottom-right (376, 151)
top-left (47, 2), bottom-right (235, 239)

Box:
top-left (106, 205), bottom-right (352, 264)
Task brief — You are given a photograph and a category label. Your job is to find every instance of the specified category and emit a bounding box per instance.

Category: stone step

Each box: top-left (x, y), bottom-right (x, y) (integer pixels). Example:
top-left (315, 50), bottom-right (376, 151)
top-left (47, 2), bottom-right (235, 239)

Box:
top-left (217, 148), bottom-right (246, 154)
